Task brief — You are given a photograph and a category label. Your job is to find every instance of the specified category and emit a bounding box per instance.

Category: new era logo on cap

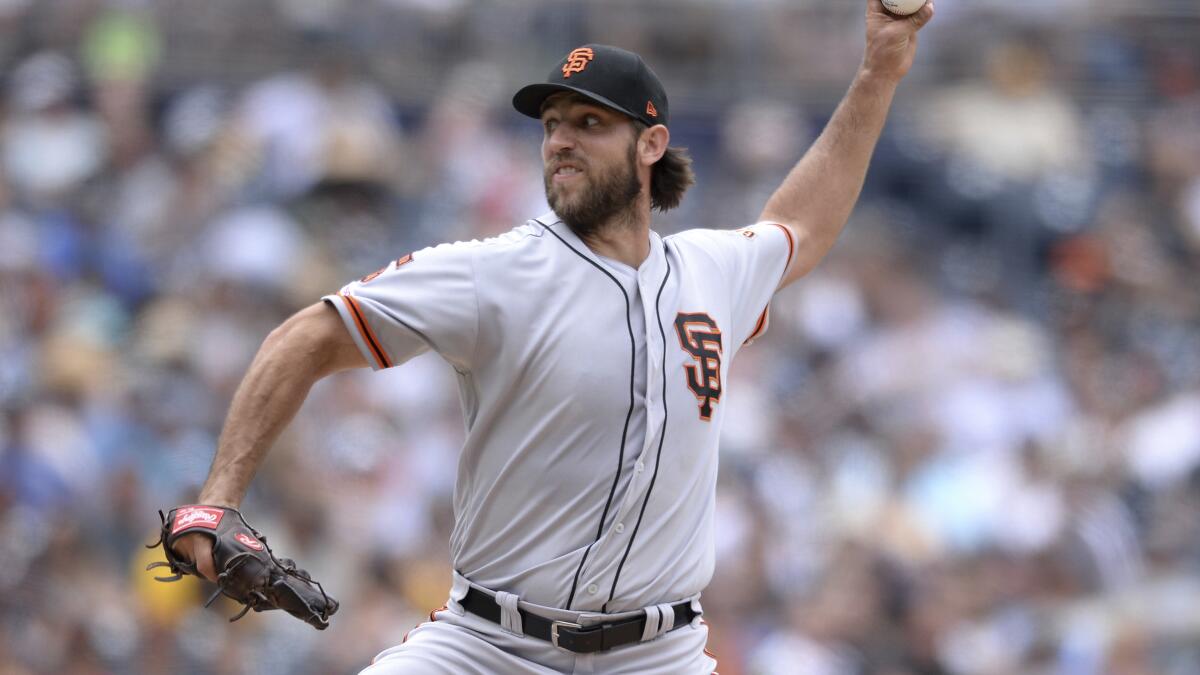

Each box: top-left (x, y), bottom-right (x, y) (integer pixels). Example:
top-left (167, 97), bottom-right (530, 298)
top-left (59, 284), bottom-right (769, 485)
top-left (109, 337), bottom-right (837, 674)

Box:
top-left (512, 44), bottom-right (669, 129)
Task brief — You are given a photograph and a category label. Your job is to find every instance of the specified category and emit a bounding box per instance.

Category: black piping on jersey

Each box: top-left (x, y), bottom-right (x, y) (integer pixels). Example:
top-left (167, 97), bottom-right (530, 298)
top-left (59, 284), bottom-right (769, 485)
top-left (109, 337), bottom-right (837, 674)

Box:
top-left (540, 221), bottom-right (638, 611)
top-left (604, 240), bottom-right (672, 612)
top-left (340, 294), bottom-right (393, 368)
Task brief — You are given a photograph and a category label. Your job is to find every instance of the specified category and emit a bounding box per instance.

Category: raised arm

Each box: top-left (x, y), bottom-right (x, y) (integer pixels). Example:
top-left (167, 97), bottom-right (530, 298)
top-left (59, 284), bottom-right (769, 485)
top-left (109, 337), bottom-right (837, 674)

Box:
top-left (761, 0), bottom-right (934, 288)
top-left (173, 300), bottom-right (368, 578)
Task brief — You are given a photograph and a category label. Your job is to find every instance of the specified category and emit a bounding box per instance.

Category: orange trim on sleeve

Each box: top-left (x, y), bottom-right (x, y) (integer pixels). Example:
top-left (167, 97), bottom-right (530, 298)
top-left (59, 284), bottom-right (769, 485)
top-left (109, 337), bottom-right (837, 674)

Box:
top-left (768, 222), bottom-right (795, 273)
top-left (741, 222), bottom-right (794, 346)
top-left (339, 292), bottom-right (393, 369)
top-left (744, 306), bottom-right (770, 345)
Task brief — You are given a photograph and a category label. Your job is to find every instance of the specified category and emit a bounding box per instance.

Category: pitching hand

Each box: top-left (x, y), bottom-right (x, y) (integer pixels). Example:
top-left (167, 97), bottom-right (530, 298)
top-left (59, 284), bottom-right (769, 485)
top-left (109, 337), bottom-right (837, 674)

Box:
top-left (170, 531), bottom-right (218, 582)
top-left (862, 0), bottom-right (935, 83)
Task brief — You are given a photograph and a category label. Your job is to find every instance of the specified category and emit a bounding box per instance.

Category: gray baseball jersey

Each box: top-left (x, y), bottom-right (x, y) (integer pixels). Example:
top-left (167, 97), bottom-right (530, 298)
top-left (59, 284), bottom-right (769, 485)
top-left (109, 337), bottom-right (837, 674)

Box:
top-left (323, 213), bottom-right (793, 616)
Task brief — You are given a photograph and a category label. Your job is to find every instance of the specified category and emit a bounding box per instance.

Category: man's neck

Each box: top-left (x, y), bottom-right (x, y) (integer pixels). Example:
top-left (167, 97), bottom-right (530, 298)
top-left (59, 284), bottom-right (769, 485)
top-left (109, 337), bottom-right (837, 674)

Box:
top-left (573, 207), bottom-right (652, 269)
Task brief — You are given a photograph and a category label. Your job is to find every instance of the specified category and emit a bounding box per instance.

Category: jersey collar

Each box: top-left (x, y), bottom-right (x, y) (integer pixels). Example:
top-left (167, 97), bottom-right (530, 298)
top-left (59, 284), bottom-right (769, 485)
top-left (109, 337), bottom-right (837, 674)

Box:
top-left (532, 213), bottom-right (667, 282)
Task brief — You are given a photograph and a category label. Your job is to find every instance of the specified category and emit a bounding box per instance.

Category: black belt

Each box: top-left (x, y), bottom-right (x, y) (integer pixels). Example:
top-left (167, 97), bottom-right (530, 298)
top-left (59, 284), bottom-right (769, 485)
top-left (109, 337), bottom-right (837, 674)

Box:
top-left (459, 586), bottom-right (696, 653)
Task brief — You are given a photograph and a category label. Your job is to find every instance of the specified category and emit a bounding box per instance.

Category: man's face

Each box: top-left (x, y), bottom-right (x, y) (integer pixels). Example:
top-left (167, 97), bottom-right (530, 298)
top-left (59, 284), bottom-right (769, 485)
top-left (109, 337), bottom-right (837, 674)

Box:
top-left (540, 94), bottom-right (642, 235)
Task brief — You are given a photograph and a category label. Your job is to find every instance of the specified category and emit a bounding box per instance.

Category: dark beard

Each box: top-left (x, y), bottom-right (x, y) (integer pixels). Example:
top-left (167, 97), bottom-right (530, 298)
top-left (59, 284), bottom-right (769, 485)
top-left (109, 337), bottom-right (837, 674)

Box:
top-left (544, 142), bottom-right (642, 237)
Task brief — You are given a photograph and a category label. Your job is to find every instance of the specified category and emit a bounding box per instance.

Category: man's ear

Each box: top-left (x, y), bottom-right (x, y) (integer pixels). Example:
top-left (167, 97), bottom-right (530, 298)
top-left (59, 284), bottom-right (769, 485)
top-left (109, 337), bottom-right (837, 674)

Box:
top-left (637, 124), bottom-right (670, 167)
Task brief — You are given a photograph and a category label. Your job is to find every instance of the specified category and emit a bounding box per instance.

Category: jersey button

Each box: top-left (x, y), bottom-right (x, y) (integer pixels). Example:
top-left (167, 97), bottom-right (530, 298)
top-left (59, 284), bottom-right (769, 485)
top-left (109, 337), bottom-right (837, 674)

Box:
top-left (615, 523), bottom-right (625, 533)
top-left (635, 461), bottom-right (645, 473)
top-left (587, 584), bottom-right (599, 594)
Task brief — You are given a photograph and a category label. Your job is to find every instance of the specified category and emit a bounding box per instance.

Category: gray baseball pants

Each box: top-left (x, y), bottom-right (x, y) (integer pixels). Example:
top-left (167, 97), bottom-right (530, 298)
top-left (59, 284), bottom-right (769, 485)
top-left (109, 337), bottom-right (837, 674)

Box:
top-left (359, 573), bottom-right (718, 674)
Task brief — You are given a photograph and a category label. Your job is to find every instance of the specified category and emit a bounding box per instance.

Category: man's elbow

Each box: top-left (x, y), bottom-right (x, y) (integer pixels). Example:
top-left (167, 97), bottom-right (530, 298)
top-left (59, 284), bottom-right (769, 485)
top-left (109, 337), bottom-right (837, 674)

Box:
top-left (262, 307), bottom-right (315, 352)
top-left (260, 303), bottom-right (364, 376)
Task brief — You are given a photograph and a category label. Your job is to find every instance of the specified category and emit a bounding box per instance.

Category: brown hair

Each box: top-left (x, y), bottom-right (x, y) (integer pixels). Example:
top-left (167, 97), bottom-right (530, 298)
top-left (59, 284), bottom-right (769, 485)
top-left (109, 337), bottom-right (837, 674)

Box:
top-left (633, 121), bottom-right (695, 212)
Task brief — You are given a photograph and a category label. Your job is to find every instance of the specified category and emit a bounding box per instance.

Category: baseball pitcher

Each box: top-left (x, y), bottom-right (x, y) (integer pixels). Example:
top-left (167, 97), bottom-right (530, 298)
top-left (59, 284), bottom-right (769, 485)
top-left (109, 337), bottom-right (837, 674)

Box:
top-left (152, 2), bottom-right (934, 672)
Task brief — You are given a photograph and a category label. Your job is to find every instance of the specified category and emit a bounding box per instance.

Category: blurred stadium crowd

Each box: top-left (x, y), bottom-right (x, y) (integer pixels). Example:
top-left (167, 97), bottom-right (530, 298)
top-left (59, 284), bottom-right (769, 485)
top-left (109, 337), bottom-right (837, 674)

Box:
top-left (2, 0), bottom-right (1199, 673)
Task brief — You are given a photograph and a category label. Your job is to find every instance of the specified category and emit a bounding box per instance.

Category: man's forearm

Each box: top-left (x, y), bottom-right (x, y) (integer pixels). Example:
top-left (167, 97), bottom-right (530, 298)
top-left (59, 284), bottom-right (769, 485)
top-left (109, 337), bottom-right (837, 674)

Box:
top-left (761, 71), bottom-right (898, 279)
top-left (762, 0), bottom-right (934, 286)
top-left (197, 326), bottom-right (324, 507)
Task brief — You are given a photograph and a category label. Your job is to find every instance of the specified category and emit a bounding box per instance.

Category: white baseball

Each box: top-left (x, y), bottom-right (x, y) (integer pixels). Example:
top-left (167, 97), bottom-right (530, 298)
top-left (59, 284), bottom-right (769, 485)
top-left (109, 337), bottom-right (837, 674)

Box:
top-left (881, 0), bottom-right (927, 15)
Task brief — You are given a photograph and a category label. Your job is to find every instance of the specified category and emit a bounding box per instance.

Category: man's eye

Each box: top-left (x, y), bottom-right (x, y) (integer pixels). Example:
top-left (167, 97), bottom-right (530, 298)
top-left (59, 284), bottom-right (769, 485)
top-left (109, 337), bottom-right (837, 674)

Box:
top-left (544, 120), bottom-right (558, 132)
top-left (584, 115), bottom-right (599, 127)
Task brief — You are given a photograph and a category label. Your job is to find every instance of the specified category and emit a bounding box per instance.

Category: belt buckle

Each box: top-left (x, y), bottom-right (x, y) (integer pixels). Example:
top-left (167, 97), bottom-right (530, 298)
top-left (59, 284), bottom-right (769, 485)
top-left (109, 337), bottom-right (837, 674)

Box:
top-left (550, 620), bottom-right (583, 650)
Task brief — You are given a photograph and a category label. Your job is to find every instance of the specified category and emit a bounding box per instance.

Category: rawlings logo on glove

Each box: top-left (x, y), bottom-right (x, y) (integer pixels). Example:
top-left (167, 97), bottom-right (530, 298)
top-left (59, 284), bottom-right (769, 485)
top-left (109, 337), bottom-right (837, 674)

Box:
top-left (146, 505), bottom-right (338, 630)
top-left (235, 532), bottom-right (264, 550)
top-left (171, 506), bottom-right (224, 534)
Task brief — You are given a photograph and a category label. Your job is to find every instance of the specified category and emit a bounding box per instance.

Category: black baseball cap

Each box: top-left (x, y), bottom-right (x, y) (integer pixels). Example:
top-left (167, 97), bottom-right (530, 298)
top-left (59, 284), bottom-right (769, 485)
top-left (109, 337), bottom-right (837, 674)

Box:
top-left (512, 44), bottom-right (669, 128)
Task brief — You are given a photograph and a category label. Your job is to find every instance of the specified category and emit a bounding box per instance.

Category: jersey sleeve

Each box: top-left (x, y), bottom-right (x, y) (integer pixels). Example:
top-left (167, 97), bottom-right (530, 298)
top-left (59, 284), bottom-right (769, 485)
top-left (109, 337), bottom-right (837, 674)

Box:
top-left (683, 222), bottom-right (796, 346)
top-left (322, 241), bottom-right (478, 371)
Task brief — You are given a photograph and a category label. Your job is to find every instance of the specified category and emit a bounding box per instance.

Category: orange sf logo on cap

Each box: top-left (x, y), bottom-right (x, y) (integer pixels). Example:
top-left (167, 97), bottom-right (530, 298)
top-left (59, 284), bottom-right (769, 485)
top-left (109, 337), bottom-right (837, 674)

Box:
top-left (562, 47), bottom-right (595, 78)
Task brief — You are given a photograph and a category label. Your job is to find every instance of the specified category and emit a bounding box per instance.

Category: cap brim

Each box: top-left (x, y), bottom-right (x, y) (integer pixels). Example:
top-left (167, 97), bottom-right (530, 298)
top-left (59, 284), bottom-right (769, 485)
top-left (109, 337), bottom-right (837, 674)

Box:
top-left (512, 83), bottom-right (638, 122)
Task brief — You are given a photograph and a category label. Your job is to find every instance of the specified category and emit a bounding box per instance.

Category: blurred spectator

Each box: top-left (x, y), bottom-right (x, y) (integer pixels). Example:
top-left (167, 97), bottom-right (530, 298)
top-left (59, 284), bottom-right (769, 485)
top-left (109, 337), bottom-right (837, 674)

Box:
top-left (919, 37), bottom-right (1088, 184)
top-left (235, 34), bottom-right (403, 198)
top-left (2, 51), bottom-right (107, 203)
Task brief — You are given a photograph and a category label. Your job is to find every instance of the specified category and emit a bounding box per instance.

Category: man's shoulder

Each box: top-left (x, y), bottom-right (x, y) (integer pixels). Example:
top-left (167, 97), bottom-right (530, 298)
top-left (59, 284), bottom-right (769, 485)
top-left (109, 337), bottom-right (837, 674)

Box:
top-left (415, 217), bottom-right (556, 262)
top-left (666, 223), bottom-right (786, 253)
top-left (664, 226), bottom-right (747, 256)
top-left (481, 215), bottom-right (558, 250)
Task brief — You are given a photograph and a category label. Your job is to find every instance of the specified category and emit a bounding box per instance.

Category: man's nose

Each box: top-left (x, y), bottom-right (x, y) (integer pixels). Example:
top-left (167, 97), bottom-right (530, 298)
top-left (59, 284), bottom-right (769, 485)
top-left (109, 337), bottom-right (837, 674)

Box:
top-left (545, 125), bottom-right (576, 155)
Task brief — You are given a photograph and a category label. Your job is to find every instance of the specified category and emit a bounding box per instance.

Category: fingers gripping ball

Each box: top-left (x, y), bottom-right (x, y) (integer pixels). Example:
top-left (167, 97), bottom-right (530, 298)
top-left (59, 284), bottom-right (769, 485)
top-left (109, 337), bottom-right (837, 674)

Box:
top-left (146, 505), bottom-right (339, 630)
top-left (882, 0), bottom-right (928, 15)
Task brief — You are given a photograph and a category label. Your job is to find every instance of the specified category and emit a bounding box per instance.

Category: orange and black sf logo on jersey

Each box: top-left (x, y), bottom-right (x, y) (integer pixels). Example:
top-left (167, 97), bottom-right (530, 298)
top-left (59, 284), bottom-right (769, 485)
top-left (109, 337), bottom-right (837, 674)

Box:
top-left (675, 312), bottom-right (723, 421)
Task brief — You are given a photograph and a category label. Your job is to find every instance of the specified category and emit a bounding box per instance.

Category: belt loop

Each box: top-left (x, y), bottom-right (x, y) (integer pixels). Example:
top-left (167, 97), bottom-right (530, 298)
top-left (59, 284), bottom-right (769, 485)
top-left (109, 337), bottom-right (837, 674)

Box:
top-left (448, 572), bottom-right (470, 615)
top-left (495, 591), bottom-right (524, 637)
top-left (652, 603), bottom-right (675, 639)
top-left (640, 605), bottom-right (663, 642)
